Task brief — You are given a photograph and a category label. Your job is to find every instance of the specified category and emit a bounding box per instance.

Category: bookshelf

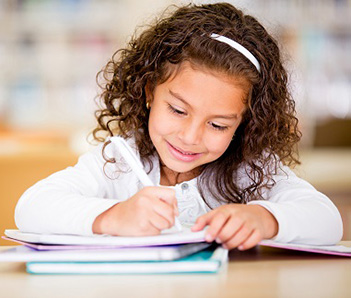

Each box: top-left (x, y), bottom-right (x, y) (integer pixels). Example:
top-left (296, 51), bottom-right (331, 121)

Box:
top-left (240, 0), bottom-right (351, 147)
top-left (0, 0), bottom-right (175, 134)
top-left (1, 0), bottom-right (350, 147)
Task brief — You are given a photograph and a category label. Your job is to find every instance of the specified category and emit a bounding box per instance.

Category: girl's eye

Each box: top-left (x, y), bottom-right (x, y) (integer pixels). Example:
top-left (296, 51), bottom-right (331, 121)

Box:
top-left (210, 122), bottom-right (228, 131)
top-left (168, 104), bottom-right (228, 131)
top-left (168, 104), bottom-right (186, 115)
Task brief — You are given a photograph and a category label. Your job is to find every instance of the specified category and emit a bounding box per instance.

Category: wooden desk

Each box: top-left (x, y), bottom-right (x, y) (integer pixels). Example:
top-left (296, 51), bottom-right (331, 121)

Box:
top-left (1, 244), bottom-right (351, 298)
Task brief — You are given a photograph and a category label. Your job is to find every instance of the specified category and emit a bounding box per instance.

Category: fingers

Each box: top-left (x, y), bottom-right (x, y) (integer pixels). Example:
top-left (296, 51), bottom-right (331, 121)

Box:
top-left (139, 186), bottom-right (179, 232)
top-left (191, 211), bottom-right (216, 232)
top-left (203, 212), bottom-right (230, 242)
top-left (191, 205), bottom-right (265, 251)
top-left (152, 200), bottom-right (176, 228)
top-left (102, 186), bottom-right (179, 236)
top-left (220, 226), bottom-right (263, 250)
top-left (136, 219), bottom-right (161, 236)
top-left (135, 205), bottom-right (173, 235)
top-left (221, 225), bottom-right (253, 249)
top-left (237, 229), bottom-right (263, 250)
top-left (149, 212), bottom-right (174, 231)
top-left (215, 216), bottom-right (243, 243)
top-left (144, 186), bottom-right (179, 215)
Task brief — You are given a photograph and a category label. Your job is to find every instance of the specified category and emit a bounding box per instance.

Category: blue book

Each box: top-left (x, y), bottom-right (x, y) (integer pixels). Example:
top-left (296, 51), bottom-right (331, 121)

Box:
top-left (26, 245), bottom-right (228, 275)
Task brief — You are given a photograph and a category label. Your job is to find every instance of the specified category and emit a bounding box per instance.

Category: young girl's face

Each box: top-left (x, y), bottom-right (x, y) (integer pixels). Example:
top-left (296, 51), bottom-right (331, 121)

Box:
top-left (148, 62), bottom-right (248, 175)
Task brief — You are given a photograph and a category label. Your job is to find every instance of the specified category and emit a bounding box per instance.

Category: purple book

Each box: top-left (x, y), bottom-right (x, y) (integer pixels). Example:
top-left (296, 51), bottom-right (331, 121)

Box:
top-left (2, 236), bottom-right (132, 251)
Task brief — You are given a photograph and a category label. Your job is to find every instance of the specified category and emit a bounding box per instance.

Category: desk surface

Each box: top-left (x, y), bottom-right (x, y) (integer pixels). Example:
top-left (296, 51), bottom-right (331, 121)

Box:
top-left (1, 244), bottom-right (351, 298)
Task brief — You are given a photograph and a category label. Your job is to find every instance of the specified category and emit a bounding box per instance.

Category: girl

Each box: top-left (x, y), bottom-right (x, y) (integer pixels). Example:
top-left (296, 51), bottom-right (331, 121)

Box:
top-left (15, 3), bottom-right (342, 250)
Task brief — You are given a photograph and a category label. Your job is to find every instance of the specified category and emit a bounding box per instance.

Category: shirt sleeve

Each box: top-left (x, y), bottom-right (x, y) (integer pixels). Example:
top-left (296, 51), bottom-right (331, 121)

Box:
top-left (15, 144), bottom-right (121, 236)
top-left (247, 165), bottom-right (343, 245)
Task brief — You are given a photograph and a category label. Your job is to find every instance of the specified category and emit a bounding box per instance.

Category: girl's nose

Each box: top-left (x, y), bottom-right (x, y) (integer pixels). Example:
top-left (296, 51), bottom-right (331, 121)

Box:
top-left (178, 120), bottom-right (203, 145)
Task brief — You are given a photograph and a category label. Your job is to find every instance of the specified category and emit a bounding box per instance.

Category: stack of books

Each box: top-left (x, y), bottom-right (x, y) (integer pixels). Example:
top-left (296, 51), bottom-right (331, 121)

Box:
top-left (0, 229), bottom-right (228, 275)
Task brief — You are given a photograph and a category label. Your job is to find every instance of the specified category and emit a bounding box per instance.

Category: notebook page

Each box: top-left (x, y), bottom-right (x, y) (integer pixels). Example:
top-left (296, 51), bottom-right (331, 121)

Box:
top-left (4, 228), bottom-right (206, 247)
top-left (259, 240), bottom-right (351, 255)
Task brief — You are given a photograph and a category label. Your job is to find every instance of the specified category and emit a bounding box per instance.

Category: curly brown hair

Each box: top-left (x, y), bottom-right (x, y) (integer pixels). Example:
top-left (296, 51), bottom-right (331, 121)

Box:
top-left (93, 2), bottom-right (301, 207)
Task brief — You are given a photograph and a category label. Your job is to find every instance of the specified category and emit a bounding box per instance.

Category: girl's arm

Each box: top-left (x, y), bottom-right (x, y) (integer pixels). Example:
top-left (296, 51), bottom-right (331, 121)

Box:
top-left (15, 141), bottom-right (178, 236)
top-left (14, 144), bottom-right (121, 236)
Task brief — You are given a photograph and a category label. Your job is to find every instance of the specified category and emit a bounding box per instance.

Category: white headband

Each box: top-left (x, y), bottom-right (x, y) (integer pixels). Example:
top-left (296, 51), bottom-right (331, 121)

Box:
top-left (210, 33), bottom-right (261, 73)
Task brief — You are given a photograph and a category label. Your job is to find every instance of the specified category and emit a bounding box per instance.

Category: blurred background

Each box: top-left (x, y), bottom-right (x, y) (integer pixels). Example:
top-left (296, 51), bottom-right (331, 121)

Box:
top-left (0, 0), bottom-right (350, 244)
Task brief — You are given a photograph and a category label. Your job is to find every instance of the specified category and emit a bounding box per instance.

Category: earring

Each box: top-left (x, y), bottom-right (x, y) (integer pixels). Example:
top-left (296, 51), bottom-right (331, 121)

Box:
top-left (146, 101), bottom-right (150, 109)
top-left (231, 134), bottom-right (235, 141)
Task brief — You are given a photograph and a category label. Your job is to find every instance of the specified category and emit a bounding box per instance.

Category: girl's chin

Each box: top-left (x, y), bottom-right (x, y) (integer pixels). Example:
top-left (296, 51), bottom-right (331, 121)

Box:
top-left (161, 158), bottom-right (199, 174)
top-left (163, 163), bottom-right (195, 174)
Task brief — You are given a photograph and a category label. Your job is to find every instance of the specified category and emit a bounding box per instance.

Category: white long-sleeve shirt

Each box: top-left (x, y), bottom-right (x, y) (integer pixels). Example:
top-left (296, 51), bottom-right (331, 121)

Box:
top-left (15, 138), bottom-right (343, 245)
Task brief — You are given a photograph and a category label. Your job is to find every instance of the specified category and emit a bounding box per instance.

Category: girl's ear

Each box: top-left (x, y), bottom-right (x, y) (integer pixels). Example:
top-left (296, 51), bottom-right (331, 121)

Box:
top-left (144, 81), bottom-right (153, 105)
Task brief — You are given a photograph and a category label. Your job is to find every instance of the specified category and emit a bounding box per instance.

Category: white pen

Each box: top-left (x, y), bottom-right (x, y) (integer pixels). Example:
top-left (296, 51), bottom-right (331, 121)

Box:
top-left (110, 136), bottom-right (182, 232)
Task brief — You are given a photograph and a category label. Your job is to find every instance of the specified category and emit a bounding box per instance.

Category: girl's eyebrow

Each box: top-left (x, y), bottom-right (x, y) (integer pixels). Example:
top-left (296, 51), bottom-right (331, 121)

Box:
top-left (169, 89), bottom-right (239, 120)
top-left (169, 90), bottom-right (190, 107)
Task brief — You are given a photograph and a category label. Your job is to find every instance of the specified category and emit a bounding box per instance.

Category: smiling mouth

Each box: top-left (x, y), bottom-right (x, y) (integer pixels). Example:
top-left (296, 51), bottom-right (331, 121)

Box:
top-left (166, 141), bottom-right (203, 163)
top-left (169, 143), bottom-right (198, 155)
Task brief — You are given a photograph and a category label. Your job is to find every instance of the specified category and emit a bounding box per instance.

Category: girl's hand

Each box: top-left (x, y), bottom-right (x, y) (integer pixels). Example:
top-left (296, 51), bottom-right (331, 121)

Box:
top-left (92, 186), bottom-right (179, 236)
top-left (191, 204), bottom-right (278, 250)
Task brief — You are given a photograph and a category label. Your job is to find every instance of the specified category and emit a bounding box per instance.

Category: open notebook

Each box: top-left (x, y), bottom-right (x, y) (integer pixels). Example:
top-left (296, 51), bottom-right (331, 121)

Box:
top-left (259, 240), bottom-right (351, 257)
top-left (4, 228), bottom-right (206, 247)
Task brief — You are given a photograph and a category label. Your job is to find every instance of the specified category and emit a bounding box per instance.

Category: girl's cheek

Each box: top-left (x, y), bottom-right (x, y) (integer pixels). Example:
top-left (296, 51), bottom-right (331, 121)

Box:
top-left (205, 134), bottom-right (233, 156)
top-left (152, 114), bottom-right (178, 136)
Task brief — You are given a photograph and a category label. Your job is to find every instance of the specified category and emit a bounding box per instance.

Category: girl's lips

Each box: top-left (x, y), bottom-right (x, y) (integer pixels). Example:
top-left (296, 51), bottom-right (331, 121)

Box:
top-left (166, 142), bottom-right (202, 162)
